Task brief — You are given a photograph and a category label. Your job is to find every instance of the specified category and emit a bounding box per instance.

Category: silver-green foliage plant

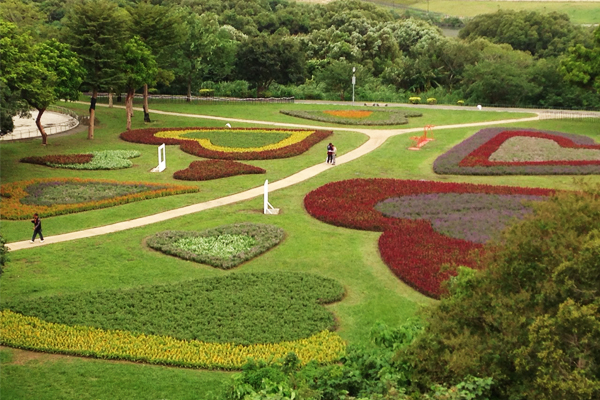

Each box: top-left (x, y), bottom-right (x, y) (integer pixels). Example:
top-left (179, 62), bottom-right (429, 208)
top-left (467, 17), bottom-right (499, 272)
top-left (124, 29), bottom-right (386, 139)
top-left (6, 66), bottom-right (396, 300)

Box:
top-left (147, 223), bottom-right (285, 269)
top-left (49, 150), bottom-right (140, 170)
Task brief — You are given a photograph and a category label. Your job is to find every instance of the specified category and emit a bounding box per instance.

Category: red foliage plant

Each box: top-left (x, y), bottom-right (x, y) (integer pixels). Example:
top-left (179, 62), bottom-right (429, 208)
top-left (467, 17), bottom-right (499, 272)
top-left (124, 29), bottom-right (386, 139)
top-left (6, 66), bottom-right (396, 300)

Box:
top-left (304, 179), bottom-right (554, 298)
top-left (460, 130), bottom-right (600, 167)
top-left (21, 154), bottom-right (94, 166)
top-left (120, 127), bottom-right (333, 160)
top-left (173, 160), bottom-right (266, 181)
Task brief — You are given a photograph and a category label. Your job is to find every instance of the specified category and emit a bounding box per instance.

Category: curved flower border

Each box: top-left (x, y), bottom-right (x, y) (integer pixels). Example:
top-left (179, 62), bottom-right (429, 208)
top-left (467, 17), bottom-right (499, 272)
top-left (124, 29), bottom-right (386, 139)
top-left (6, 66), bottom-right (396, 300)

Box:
top-left (173, 160), bottom-right (266, 181)
top-left (304, 179), bottom-right (554, 298)
top-left (0, 310), bottom-right (345, 370)
top-left (280, 109), bottom-right (423, 125)
top-left (434, 128), bottom-right (600, 175)
top-left (120, 127), bottom-right (333, 160)
top-left (0, 178), bottom-right (199, 220)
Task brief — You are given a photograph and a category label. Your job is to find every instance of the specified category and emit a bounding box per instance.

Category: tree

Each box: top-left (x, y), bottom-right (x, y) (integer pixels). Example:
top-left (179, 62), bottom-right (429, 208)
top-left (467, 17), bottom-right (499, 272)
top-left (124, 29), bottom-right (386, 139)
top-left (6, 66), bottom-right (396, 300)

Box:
top-left (561, 26), bottom-right (600, 95)
top-left (315, 59), bottom-right (362, 100)
top-left (405, 187), bottom-right (600, 399)
top-left (235, 34), bottom-right (305, 96)
top-left (121, 37), bottom-right (158, 131)
top-left (62, 0), bottom-right (130, 140)
top-left (21, 39), bottom-right (84, 145)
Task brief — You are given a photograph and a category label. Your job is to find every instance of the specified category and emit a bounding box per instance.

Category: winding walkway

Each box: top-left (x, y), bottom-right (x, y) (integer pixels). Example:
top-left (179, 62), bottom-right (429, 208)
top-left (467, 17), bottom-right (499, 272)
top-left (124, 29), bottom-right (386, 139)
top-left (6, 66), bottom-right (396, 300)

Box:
top-left (6, 106), bottom-right (540, 251)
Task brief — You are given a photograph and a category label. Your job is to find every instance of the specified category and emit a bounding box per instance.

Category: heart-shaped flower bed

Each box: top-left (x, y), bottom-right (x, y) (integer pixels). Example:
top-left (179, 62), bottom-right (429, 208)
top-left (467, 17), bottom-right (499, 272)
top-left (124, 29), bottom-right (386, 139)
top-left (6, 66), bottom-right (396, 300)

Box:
top-left (304, 179), bottom-right (555, 298)
top-left (120, 127), bottom-right (332, 160)
top-left (434, 128), bottom-right (600, 175)
top-left (173, 160), bottom-right (266, 181)
top-left (21, 150), bottom-right (141, 170)
top-left (146, 223), bottom-right (285, 269)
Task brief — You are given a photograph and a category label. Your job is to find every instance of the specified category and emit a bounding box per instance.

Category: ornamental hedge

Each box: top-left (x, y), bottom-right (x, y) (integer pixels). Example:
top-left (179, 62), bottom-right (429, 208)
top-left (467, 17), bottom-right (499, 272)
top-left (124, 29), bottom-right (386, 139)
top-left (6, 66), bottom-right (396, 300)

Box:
top-left (0, 178), bottom-right (199, 220)
top-left (146, 223), bottom-right (285, 269)
top-left (21, 150), bottom-right (141, 170)
top-left (434, 128), bottom-right (600, 175)
top-left (0, 310), bottom-right (345, 370)
top-left (173, 160), bottom-right (266, 181)
top-left (279, 109), bottom-right (422, 125)
top-left (120, 127), bottom-right (332, 160)
top-left (304, 179), bottom-right (554, 298)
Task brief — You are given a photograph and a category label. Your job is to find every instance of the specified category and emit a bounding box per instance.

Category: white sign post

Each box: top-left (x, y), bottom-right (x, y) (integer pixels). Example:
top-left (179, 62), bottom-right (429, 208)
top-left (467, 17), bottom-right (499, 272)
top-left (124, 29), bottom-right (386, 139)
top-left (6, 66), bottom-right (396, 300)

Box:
top-left (151, 144), bottom-right (166, 172)
top-left (263, 180), bottom-right (279, 214)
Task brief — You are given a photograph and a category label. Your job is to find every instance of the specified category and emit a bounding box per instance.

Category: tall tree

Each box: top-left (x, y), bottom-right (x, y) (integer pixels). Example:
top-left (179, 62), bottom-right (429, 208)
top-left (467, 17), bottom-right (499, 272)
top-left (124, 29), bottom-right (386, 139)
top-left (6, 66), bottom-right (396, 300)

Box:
top-left (62, 0), bottom-right (130, 140)
top-left (121, 36), bottom-right (158, 131)
top-left (21, 39), bottom-right (84, 145)
top-left (315, 59), bottom-right (362, 100)
top-left (128, 2), bottom-right (185, 122)
top-left (561, 26), bottom-right (600, 95)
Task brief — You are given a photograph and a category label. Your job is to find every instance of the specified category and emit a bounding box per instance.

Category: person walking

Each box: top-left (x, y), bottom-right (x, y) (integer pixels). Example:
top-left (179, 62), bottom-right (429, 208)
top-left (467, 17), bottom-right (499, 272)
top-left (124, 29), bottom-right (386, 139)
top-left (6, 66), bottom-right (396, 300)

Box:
top-left (331, 144), bottom-right (337, 165)
top-left (326, 143), bottom-right (334, 164)
top-left (31, 213), bottom-right (44, 243)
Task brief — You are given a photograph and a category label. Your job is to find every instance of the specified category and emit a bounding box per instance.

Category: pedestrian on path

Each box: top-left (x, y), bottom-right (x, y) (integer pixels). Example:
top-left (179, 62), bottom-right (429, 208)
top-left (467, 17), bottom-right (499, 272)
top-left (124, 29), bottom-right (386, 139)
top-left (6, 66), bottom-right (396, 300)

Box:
top-left (331, 144), bottom-right (337, 165)
top-left (31, 213), bottom-right (44, 243)
top-left (326, 143), bottom-right (334, 164)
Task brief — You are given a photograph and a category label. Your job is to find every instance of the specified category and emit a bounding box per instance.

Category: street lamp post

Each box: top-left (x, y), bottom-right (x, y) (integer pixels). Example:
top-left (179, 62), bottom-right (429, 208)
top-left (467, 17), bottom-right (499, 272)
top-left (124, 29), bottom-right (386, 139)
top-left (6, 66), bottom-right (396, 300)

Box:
top-left (352, 67), bottom-right (356, 105)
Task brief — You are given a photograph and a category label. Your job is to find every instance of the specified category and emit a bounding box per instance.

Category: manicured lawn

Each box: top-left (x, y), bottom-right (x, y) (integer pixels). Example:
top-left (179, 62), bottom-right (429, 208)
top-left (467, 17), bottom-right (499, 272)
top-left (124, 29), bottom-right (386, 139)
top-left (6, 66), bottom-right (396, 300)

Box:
top-left (1, 100), bottom-right (598, 400)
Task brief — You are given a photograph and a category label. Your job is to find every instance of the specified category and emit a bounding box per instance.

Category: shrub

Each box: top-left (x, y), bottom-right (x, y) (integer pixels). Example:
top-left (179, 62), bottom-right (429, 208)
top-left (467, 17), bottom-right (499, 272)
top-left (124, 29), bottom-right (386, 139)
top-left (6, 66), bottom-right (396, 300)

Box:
top-left (146, 223), bottom-right (285, 269)
top-left (173, 160), bottom-right (266, 181)
top-left (409, 97), bottom-right (422, 104)
top-left (198, 88), bottom-right (214, 97)
top-left (457, 100), bottom-right (465, 106)
top-left (427, 98), bottom-right (437, 105)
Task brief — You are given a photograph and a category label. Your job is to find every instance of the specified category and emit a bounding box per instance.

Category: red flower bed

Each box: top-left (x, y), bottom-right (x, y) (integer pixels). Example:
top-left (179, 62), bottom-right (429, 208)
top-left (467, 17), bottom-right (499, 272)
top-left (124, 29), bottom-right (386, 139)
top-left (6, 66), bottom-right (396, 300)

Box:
top-left (21, 154), bottom-right (94, 166)
top-left (460, 130), bottom-right (600, 167)
top-left (120, 127), bottom-right (333, 160)
top-left (304, 179), bottom-right (554, 298)
top-left (173, 160), bottom-right (266, 181)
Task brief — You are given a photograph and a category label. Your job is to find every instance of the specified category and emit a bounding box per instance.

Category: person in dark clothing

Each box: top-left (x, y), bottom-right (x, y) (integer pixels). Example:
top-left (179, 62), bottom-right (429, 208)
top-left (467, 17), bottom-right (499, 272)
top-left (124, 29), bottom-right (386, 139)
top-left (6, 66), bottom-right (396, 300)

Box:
top-left (326, 143), bottom-right (334, 164)
top-left (31, 213), bottom-right (44, 243)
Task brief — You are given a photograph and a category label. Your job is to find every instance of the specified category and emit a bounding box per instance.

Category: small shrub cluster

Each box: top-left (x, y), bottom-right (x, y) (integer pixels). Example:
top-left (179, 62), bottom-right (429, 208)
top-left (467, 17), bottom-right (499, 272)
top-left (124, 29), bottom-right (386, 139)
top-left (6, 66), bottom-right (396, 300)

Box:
top-left (22, 150), bottom-right (140, 170)
top-left (0, 178), bottom-right (199, 220)
top-left (457, 100), bottom-right (465, 106)
top-left (280, 109), bottom-right (422, 126)
top-left (146, 223), bottom-right (285, 269)
top-left (434, 128), bottom-right (600, 175)
top-left (120, 127), bottom-right (332, 160)
top-left (409, 97), bottom-right (421, 104)
top-left (427, 98), bottom-right (437, 105)
top-left (304, 179), bottom-right (554, 298)
top-left (173, 160), bottom-right (266, 181)
top-left (0, 310), bottom-right (345, 370)
top-left (3, 272), bottom-right (344, 345)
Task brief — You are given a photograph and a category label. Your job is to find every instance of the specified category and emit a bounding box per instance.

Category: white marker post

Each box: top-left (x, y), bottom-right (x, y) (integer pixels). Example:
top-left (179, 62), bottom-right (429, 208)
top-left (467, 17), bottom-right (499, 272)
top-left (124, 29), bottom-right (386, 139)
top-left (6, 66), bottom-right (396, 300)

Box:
top-left (263, 180), bottom-right (279, 214)
top-left (151, 144), bottom-right (166, 172)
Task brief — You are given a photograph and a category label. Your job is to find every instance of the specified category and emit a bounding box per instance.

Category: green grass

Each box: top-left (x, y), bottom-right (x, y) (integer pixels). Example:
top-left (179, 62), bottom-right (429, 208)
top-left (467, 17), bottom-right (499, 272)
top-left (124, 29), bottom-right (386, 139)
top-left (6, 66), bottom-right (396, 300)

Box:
top-left (2, 101), bottom-right (599, 399)
top-left (408, 0), bottom-right (600, 25)
top-left (181, 129), bottom-right (291, 148)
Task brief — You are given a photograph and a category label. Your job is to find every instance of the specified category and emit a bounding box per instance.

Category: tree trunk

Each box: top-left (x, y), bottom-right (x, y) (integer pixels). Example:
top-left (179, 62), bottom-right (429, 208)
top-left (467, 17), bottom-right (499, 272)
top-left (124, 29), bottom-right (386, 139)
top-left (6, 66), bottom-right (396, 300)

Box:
top-left (143, 83), bottom-right (151, 122)
top-left (187, 76), bottom-right (192, 102)
top-left (89, 89), bottom-right (97, 140)
top-left (108, 91), bottom-right (113, 108)
top-left (340, 89), bottom-right (345, 101)
top-left (35, 107), bottom-right (48, 145)
top-left (125, 89), bottom-right (134, 131)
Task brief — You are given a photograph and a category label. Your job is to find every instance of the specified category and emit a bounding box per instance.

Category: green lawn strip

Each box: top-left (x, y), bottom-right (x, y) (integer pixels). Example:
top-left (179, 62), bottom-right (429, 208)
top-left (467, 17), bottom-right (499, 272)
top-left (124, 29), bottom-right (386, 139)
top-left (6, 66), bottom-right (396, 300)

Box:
top-left (2, 272), bottom-right (343, 345)
top-left (181, 129), bottom-right (292, 148)
top-left (1, 102), bottom-right (367, 241)
top-left (407, 0), bottom-right (600, 25)
top-left (0, 347), bottom-right (230, 400)
top-left (121, 99), bottom-right (534, 130)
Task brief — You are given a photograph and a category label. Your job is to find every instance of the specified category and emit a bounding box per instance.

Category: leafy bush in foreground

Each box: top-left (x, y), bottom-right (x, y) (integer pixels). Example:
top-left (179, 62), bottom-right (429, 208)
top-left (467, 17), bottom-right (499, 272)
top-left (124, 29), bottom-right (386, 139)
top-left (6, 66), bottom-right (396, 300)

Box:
top-left (147, 223), bottom-right (284, 269)
top-left (3, 272), bottom-right (344, 345)
top-left (0, 310), bottom-right (345, 370)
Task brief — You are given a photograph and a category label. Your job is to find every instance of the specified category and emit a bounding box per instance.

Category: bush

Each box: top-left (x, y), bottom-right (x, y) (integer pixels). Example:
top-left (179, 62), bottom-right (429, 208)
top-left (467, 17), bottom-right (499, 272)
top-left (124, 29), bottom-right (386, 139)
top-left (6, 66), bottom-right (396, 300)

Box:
top-left (427, 98), bottom-right (437, 105)
top-left (198, 88), bottom-right (214, 97)
top-left (457, 100), bottom-right (465, 106)
top-left (409, 97), bottom-right (421, 104)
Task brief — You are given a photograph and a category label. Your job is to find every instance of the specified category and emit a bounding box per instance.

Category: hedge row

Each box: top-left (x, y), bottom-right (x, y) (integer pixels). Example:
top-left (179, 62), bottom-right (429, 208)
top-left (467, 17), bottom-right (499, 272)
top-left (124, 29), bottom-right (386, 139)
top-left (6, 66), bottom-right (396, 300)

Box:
top-left (0, 310), bottom-right (346, 370)
top-left (434, 128), bottom-right (600, 175)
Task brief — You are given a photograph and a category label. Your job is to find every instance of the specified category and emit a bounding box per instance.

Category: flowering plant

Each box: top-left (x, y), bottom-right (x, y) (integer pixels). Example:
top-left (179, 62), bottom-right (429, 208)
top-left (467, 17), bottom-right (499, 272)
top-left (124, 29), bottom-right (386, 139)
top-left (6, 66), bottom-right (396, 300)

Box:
top-left (173, 160), bottom-right (266, 181)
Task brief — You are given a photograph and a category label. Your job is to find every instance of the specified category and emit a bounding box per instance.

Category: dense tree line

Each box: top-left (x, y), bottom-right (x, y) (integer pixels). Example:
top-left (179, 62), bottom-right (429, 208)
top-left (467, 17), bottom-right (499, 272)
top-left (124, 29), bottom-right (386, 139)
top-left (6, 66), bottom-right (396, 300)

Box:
top-left (2, 0), bottom-right (600, 140)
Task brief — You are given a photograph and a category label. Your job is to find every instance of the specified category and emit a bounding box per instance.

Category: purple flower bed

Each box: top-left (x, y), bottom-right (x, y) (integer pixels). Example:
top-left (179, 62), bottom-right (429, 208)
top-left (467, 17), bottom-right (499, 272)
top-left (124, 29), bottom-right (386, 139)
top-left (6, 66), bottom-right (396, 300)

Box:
top-left (434, 128), bottom-right (600, 175)
top-left (375, 193), bottom-right (546, 244)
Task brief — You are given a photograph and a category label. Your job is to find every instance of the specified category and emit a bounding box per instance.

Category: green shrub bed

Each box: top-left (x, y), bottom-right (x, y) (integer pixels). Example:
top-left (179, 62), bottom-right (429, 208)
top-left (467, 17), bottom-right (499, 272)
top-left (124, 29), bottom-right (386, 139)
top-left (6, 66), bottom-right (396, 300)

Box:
top-left (280, 109), bottom-right (422, 125)
top-left (146, 223), bottom-right (285, 269)
top-left (2, 272), bottom-right (345, 346)
top-left (173, 160), bottom-right (266, 181)
top-left (21, 150), bottom-right (141, 170)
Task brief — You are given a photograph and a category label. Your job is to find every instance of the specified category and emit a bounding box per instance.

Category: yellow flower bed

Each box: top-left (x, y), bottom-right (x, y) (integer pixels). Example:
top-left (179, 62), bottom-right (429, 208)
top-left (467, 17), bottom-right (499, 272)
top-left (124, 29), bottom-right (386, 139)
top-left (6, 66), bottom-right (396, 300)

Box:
top-left (0, 310), bottom-right (346, 370)
top-left (155, 129), bottom-right (314, 153)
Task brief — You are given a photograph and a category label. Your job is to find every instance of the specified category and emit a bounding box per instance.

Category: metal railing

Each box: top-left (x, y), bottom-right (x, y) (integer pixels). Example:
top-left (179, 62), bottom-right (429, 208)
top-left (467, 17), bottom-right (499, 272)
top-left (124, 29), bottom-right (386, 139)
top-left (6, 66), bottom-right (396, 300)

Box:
top-left (87, 93), bottom-right (295, 105)
top-left (539, 111), bottom-right (600, 121)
